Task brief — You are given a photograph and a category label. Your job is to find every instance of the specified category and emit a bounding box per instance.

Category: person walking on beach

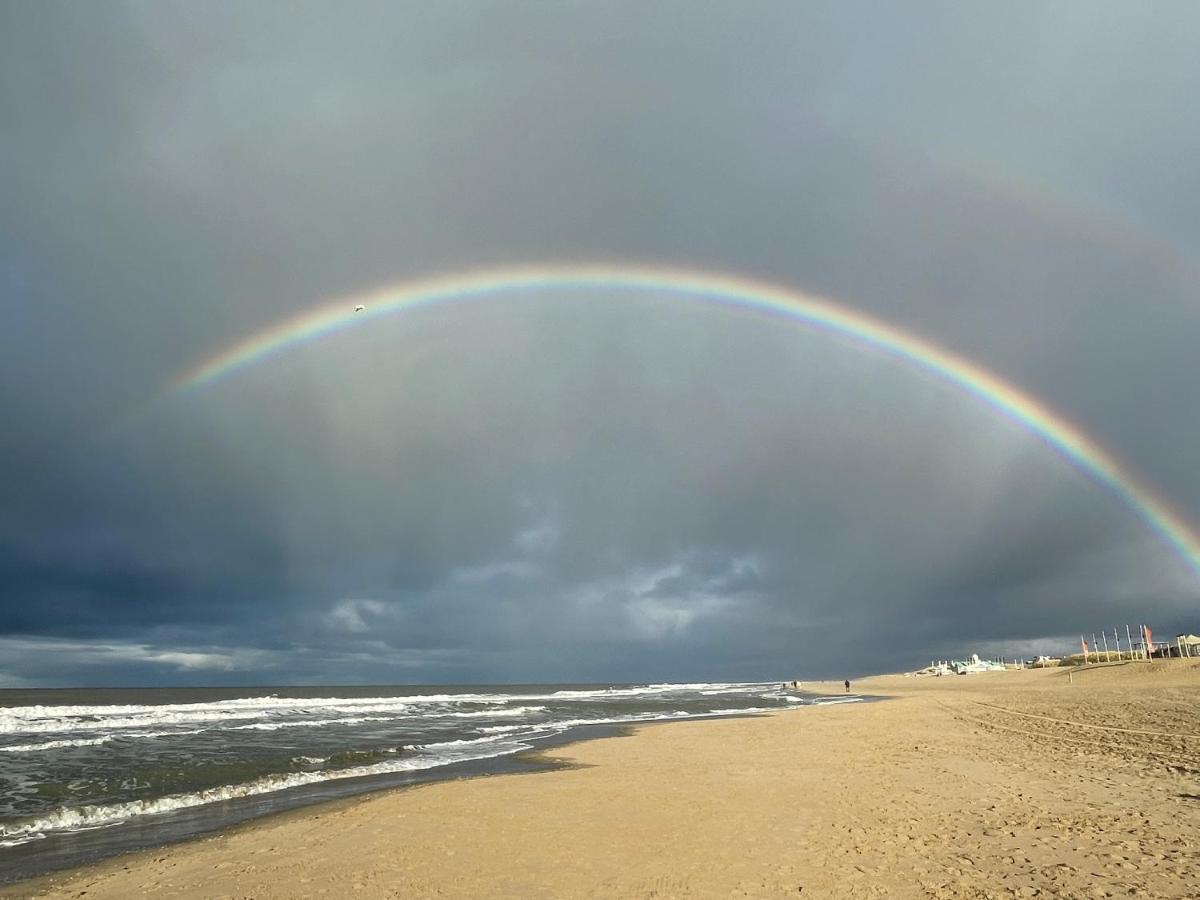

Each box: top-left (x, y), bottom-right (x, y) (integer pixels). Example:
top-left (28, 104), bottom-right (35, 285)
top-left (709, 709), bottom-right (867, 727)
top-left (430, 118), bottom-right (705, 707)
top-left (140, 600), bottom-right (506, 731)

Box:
top-left (844, 679), bottom-right (850, 692)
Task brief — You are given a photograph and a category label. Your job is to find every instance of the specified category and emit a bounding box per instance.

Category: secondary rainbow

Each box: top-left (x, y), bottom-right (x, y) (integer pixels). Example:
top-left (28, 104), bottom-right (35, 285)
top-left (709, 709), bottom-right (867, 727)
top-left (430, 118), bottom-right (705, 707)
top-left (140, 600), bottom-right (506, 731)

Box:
top-left (164, 262), bottom-right (1200, 583)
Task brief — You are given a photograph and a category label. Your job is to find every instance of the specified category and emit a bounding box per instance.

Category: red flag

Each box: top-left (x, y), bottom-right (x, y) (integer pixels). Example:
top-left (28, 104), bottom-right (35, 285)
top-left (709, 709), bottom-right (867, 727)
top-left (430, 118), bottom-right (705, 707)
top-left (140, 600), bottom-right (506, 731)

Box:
top-left (1081, 636), bottom-right (1088, 657)
top-left (1145, 625), bottom-right (1154, 655)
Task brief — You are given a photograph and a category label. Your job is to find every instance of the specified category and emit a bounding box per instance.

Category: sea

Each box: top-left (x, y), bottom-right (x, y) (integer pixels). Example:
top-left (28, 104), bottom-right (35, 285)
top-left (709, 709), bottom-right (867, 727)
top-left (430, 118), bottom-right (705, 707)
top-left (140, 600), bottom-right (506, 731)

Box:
top-left (0, 682), bottom-right (862, 881)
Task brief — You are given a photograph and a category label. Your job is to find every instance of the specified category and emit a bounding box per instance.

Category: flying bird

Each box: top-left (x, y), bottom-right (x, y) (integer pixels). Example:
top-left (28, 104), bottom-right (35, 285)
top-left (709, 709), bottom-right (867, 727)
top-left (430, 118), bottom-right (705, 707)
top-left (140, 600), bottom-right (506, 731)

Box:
top-left (354, 305), bottom-right (365, 312)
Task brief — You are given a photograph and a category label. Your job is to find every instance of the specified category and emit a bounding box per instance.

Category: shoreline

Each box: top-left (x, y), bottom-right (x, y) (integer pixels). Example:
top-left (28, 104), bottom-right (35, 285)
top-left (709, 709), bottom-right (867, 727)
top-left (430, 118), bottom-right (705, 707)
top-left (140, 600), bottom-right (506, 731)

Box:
top-left (0, 736), bottom-right (599, 889)
top-left (0, 732), bottom-right (572, 887)
top-left (0, 711), bottom-right (799, 896)
top-left (5, 665), bottom-right (1199, 897)
top-left (0, 696), bottom-right (856, 888)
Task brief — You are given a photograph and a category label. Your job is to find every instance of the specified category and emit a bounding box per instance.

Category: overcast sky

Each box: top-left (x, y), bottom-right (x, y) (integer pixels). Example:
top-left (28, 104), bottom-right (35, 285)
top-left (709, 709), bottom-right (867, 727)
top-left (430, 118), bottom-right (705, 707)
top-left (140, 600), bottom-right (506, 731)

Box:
top-left (3, 1), bottom-right (1200, 686)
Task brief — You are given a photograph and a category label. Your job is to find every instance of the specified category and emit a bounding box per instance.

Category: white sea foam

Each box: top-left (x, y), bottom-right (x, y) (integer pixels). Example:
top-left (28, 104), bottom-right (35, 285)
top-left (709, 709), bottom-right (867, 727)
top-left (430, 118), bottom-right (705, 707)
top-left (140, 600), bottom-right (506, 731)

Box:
top-left (0, 696), bottom-right (453, 735)
top-left (444, 705), bottom-right (546, 718)
top-left (0, 708), bottom-right (267, 735)
top-left (227, 715), bottom-right (394, 731)
top-left (0, 728), bottom-right (210, 753)
top-left (477, 704), bottom-right (775, 738)
top-left (515, 710), bottom-right (691, 732)
top-left (0, 736), bottom-right (115, 753)
top-left (476, 723), bottom-right (532, 734)
top-left (412, 735), bottom-right (512, 751)
top-left (546, 682), bottom-right (764, 700)
top-left (699, 684), bottom-right (778, 695)
top-left (0, 832), bottom-right (44, 848)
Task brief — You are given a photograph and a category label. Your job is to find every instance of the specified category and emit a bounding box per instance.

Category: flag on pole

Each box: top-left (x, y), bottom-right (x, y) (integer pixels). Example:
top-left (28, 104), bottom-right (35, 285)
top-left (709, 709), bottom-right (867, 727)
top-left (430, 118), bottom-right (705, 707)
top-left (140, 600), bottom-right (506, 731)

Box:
top-left (1081, 636), bottom-right (1088, 659)
top-left (1145, 625), bottom-right (1154, 656)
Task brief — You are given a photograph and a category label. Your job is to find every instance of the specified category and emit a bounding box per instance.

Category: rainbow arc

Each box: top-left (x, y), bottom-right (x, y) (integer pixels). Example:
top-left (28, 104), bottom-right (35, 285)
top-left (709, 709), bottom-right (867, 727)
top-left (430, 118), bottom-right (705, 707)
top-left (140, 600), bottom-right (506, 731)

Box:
top-left (156, 263), bottom-right (1200, 583)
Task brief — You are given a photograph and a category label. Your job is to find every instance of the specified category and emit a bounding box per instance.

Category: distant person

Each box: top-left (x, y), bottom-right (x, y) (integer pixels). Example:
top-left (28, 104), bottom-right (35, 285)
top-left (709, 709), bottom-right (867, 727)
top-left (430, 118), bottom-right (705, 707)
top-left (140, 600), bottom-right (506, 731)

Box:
top-left (844, 679), bottom-right (850, 692)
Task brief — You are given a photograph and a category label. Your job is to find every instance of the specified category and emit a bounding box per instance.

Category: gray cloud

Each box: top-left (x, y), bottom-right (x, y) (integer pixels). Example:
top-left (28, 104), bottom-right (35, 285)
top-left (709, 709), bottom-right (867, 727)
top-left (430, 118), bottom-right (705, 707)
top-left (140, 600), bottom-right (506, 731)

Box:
top-left (2, 1), bottom-right (1199, 685)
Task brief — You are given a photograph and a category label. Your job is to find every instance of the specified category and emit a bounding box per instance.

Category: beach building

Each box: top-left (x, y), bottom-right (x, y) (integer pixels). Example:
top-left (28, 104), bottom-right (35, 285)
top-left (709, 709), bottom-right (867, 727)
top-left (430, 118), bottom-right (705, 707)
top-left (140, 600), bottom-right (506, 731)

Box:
top-left (950, 653), bottom-right (1005, 674)
top-left (1175, 634), bottom-right (1200, 657)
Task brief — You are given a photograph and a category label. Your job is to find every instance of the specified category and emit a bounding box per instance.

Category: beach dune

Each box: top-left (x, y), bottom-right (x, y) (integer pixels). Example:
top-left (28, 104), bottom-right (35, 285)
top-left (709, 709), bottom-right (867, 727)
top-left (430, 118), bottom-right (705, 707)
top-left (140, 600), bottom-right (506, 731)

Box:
top-left (6, 663), bottom-right (1200, 899)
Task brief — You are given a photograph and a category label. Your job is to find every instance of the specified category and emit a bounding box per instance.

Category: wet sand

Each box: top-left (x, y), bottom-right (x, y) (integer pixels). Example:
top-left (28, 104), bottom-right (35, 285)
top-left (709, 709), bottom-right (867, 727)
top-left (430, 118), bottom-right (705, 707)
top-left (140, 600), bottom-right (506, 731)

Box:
top-left (5, 662), bottom-right (1200, 898)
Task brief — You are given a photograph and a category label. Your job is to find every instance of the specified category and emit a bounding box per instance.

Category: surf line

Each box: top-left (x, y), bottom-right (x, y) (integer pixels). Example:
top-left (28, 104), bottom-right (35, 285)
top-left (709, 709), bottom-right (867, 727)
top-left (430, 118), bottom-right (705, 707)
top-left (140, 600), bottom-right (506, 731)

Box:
top-left (156, 262), bottom-right (1200, 583)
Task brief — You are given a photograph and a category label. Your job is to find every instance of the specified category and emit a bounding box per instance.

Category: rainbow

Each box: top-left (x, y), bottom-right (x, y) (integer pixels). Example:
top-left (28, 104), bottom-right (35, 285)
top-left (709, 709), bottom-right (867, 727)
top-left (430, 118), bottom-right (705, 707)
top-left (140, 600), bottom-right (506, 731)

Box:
top-left (164, 262), bottom-right (1200, 582)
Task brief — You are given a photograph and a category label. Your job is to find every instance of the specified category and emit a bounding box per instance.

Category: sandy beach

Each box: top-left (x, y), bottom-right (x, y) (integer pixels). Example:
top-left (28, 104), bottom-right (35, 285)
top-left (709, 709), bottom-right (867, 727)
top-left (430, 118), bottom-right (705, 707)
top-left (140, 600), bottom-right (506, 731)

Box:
top-left (5, 662), bottom-right (1199, 899)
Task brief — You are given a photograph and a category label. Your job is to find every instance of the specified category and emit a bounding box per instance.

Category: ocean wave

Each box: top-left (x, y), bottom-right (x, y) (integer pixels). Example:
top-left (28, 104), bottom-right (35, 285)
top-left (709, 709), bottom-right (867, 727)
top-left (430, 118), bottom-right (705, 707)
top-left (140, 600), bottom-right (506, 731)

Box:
top-left (444, 705), bottom-right (546, 718)
top-left (226, 715), bottom-right (394, 731)
top-left (477, 704), bottom-right (778, 738)
top-left (0, 736), bottom-right (115, 753)
top-left (0, 684), bottom-right (781, 736)
top-left (547, 682), bottom-right (767, 700)
top-left (0, 696), bottom-right (443, 735)
top-left (475, 723), bottom-right (532, 734)
top-left (411, 735), bottom-right (513, 751)
top-left (0, 728), bottom-right (210, 753)
top-left (1, 708), bottom-right (270, 735)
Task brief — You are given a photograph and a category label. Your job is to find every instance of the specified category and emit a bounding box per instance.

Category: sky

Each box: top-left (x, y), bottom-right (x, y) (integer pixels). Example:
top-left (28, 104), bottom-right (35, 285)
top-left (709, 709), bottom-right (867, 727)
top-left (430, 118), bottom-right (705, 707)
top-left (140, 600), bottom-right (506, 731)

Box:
top-left (2, 1), bottom-right (1200, 686)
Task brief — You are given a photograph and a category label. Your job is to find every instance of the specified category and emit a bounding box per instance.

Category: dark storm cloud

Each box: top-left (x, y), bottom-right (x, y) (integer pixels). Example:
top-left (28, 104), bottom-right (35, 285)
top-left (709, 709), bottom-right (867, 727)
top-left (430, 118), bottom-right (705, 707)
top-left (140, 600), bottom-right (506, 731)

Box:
top-left (2, 1), bottom-right (1200, 685)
